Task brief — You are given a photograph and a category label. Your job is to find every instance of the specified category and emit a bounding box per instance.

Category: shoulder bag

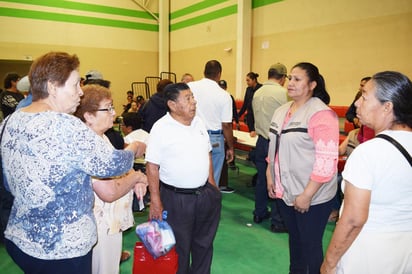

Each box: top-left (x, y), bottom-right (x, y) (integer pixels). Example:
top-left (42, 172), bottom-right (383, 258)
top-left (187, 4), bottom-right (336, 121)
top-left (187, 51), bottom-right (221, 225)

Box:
top-left (375, 134), bottom-right (412, 167)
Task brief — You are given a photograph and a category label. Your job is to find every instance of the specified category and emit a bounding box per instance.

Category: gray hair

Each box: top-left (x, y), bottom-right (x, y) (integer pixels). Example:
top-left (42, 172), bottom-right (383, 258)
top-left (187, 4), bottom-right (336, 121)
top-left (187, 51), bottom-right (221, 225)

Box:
top-left (372, 71), bottom-right (412, 128)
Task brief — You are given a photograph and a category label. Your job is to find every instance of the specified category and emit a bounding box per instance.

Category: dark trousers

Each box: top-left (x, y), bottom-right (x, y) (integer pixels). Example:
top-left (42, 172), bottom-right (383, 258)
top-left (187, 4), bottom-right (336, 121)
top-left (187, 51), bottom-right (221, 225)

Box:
top-left (0, 185), bottom-right (14, 243)
top-left (278, 198), bottom-right (333, 274)
top-left (0, 207), bottom-right (11, 243)
top-left (331, 172), bottom-right (343, 211)
top-left (5, 239), bottom-right (92, 274)
top-left (161, 183), bottom-right (222, 274)
top-left (219, 159), bottom-right (228, 187)
top-left (254, 136), bottom-right (284, 226)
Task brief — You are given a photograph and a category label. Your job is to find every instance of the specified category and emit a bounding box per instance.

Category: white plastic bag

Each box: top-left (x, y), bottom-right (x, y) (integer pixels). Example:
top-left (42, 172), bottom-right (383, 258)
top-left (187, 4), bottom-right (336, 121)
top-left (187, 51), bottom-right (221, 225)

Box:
top-left (135, 211), bottom-right (176, 259)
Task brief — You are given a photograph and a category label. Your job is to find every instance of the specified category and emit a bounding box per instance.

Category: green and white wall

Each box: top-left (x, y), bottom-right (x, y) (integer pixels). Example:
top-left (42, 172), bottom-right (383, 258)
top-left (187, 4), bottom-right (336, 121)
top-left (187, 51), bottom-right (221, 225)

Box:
top-left (0, 0), bottom-right (159, 109)
top-left (1, 0), bottom-right (411, 109)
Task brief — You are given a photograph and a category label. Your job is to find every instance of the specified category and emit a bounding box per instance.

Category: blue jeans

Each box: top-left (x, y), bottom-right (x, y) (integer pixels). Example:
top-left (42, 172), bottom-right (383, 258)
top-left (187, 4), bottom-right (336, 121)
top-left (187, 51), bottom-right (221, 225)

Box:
top-left (208, 133), bottom-right (225, 186)
top-left (254, 136), bottom-right (284, 226)
top-left (278, 198), bottom-right (333, 274)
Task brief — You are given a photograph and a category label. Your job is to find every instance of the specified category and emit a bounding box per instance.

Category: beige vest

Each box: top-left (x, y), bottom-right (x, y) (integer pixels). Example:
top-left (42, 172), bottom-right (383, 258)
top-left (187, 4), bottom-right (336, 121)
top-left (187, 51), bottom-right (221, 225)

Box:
top-left (268, 97), bottom-right (337, 206)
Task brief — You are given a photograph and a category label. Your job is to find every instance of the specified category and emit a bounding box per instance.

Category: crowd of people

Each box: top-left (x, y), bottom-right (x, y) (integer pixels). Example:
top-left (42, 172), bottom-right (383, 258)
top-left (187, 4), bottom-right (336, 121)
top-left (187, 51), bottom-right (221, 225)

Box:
top-left (0, 51), bottom-right (411, 274)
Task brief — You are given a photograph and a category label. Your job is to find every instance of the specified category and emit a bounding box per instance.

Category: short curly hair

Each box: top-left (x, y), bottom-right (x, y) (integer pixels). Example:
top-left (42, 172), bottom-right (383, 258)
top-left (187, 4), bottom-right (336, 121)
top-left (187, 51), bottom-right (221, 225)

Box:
top-left (74, 84), bottom-right (112, 122)
top-left (29, 52), bottom-right (80, 101)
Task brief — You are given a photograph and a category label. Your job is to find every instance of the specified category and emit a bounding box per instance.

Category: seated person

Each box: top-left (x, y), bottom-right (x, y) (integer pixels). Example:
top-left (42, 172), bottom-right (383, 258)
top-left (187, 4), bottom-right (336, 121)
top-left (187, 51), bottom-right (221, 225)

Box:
top-left (136, 95), bottom-right (146, 110)
top-left (339, 128), bottom-right (360, 157)
top-left (123, 93), bottom-right (133, 113)
top-left (339, 125), bottom-right (376, 157)
top-left (330, 123), bottom-right (375, 222)
top-left (345, 76), bottom-right (371, 128)
top-left (128, 101), bottom-right (139, 113)
top-left (120, 112), bottom-right (150, 211)
top-left (121, 112), bottom-right (149, 147)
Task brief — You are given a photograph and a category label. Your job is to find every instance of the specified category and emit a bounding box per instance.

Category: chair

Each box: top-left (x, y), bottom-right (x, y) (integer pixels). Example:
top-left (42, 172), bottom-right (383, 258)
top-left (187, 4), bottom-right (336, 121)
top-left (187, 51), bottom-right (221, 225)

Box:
top-left (160, 72), bottom-right (176, 83)
top-left (131, 82), bottom-right (150, 99)
top-left (145, 76), bottom-right (161, 97)
top-left (344, 120), bottom-right (355, 134)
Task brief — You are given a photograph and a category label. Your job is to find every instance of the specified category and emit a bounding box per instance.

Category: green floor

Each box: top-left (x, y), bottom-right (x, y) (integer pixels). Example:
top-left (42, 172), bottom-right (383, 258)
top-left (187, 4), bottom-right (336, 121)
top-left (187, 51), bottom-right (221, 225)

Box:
top-left (0, 162), bottom-right (336, 274)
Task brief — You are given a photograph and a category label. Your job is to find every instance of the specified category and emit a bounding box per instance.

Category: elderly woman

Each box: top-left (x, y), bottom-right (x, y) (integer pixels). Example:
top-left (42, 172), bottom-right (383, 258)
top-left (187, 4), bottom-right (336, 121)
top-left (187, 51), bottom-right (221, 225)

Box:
top-left (267, 62), bottom-right (339, 274)
top-left (321, 71), bottom-right (412, 274)
top-left (74, 84), bottom-right (147, 274)
top-left (0, 52), bottom-right (142, 274)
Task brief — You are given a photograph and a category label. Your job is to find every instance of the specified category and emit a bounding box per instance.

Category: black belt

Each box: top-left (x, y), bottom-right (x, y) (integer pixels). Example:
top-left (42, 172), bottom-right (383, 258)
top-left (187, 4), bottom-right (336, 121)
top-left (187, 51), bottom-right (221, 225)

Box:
top-left (207, 129), bottom-right (223, 135)
top-left (161, 182), bottom-right (207, 195)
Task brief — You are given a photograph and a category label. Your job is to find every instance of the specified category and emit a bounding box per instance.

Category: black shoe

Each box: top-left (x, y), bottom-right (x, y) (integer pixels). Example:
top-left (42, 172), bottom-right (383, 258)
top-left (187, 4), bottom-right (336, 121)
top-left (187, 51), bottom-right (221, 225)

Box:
top-left (220, 186), bottom-right (235, 193)
top-left (270, 224), bottom-right (288, 233)
top-left (253, 211), bottom-right (271, 224)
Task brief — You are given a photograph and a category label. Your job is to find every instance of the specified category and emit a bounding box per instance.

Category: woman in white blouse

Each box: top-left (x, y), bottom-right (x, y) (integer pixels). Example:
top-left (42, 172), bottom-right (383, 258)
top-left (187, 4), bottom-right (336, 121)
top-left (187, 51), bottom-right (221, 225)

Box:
top-left (74, 84), bottom-right (147, 274)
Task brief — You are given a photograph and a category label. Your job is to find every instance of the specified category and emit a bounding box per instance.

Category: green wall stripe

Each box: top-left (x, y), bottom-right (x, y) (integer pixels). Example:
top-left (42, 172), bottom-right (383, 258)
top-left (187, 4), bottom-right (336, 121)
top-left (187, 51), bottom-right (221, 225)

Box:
top-left (0, 0), bottom-right (284, 32)
top-left (0, 0), bottom-right (157, 19)
top-left (170, 0), bottom-right (284, 32)
top-left (171, 5), bottom-right (237, 31)
top-left (170, 0), bottom-right (228, 20)
top-left (171, 0), bottom-right (284, 20)
top-left (0, 7), bottom-right (158, 31)
top-left (252, 0), bottom-right (284, 9)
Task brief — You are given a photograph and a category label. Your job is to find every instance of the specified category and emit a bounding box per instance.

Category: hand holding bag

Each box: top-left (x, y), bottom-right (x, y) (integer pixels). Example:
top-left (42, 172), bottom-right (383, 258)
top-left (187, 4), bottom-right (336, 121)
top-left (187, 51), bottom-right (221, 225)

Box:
top-left (135, 211), bottom-right (176, 259)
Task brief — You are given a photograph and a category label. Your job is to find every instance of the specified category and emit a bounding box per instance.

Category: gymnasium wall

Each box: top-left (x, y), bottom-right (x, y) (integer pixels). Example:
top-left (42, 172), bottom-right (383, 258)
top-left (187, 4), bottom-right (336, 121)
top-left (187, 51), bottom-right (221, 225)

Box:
top-left (0, 0), bottom-right (411, 108)
top-left (170, 0), bottom-right (412, 104)
top-left (0, 0), bottom-right (159, 110)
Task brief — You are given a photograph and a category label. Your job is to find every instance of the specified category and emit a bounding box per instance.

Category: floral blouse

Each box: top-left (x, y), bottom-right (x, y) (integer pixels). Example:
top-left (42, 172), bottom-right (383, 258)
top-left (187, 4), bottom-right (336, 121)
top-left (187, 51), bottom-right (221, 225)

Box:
top-left (1, 110), bottom-right (134, 259)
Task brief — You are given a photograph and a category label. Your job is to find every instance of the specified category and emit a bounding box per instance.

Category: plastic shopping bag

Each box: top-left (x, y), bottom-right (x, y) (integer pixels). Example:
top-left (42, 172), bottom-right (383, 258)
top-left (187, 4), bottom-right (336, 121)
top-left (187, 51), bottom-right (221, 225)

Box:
top-left (135, 211), bottom-right (176, 259)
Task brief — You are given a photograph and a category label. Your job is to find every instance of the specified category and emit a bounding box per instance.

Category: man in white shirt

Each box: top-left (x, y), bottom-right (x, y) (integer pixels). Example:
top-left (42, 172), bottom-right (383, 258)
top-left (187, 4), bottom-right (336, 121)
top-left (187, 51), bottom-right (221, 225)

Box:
top-left (188, 60), bottom-right (234, 187)
top-left (146, 83), bottom-right (221, 274)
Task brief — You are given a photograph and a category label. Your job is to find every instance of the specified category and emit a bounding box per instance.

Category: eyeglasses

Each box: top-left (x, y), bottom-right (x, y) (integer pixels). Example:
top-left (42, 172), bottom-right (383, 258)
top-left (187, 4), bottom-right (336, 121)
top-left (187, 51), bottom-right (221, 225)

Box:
top-left (97, 105), bottom-right (115, 114)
